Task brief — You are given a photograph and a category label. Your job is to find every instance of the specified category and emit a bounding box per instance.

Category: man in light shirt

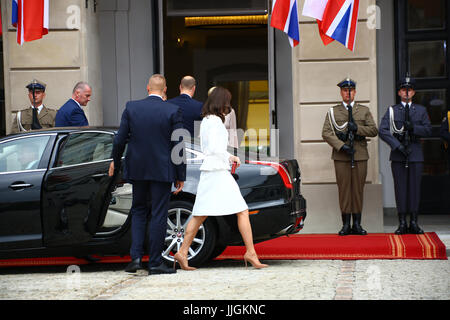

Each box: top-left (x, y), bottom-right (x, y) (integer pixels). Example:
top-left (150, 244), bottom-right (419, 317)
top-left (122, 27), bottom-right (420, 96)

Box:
top-left (55, 81), bottom-right (91, 127)
top-left (11, 79), bottom-right (57, 133)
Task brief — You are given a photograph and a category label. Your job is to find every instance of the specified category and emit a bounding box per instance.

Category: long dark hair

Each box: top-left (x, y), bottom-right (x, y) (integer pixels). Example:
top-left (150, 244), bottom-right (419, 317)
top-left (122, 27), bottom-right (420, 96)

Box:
top-left (201, 86), bottom-right (232, 123)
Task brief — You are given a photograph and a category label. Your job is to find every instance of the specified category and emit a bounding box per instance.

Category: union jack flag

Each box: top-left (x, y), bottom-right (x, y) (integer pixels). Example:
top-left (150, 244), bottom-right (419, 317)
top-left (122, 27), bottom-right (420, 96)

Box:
top-left (303, 0), bottom-right (360, 51)
top-left (270, 0), bottom-right (300, 47)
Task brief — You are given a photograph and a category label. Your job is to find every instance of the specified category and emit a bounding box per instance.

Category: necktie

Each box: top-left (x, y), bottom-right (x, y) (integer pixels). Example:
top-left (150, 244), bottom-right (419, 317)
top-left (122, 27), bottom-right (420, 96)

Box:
top-left (31, 107), bottom-right (42, 130)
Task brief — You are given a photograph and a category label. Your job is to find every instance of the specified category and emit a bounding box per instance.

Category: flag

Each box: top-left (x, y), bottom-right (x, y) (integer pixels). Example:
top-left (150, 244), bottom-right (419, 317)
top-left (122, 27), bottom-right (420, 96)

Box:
top-left (12, 0), bottom-right (49, 45)
top-left (12, 0), bottom-right (19, 27)
top-left (302, 0), bottom-right (328, 20)
top-left (303, 0), bottom-right (360, 51)
top-left (270, 0), bottom-right (300, 47)
top-left (0, 6), bottom-right (3, 36)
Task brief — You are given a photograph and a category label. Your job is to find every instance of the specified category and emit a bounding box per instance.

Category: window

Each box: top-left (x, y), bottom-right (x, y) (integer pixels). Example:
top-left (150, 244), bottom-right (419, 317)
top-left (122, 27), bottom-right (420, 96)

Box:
top-left (57, 132), bottom-right (113, 167)
top-left (0, 136), bottom-right (50, 173)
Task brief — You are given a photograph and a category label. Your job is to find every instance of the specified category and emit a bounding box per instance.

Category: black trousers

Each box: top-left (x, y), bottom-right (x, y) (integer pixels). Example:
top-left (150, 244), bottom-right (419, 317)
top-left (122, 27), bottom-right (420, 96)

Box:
top-left (130, 180), bottom-right (171, 268)
top-left (391, 161), bottom-right (423, 214)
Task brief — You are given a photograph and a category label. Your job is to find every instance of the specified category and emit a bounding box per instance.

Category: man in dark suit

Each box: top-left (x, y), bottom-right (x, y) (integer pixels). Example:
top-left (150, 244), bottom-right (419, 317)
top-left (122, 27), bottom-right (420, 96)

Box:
top-left (167, 75), bottom-right (203, 139)
top-left (109, 74), bottom-right (186, 275)
top-left (55, 82), bottom-right (91, 127)
top-left (379, 76), bottom-right (432, 234)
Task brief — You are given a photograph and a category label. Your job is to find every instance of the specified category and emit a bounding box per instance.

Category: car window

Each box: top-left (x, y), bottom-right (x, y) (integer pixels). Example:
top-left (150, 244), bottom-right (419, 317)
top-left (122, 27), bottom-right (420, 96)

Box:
top-left (0, 135), bottom-right (50, 173)
top-left (57, 132), bottom-right (113, 167)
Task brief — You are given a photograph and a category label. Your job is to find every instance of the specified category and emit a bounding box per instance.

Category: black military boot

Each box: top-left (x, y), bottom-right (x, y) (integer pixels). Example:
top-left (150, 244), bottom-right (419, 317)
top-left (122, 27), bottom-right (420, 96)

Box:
top-left (394, 212), bottom-right (408, 234)
top-left (351, 213), bottom-right (367, 235)
top-left (409, 212), bottom-right (424, 234)
top-left (338, 214), bottom-right (352, 236)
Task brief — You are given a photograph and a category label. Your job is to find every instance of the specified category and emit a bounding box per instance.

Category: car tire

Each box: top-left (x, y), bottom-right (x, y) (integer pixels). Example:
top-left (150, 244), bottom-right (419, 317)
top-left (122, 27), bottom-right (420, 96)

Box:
top-left (209, 244), bottom-right (228, 260)
top-left (163, 200), bottom-right (217, 267)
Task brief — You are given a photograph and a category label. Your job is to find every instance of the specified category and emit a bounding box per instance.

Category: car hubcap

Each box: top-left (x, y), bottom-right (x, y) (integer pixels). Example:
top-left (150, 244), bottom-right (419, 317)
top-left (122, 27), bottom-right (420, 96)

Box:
top-left (163, 207), bottom-right (206, 262)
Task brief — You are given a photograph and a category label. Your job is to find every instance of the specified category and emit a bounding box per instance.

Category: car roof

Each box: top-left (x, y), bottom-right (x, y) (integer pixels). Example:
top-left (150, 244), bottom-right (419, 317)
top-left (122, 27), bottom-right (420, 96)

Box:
top-left (0, 127), bottom-right (119, 141)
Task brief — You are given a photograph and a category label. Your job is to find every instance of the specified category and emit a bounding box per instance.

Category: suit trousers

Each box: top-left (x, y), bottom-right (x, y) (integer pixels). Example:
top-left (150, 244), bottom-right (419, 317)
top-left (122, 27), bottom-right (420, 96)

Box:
top-left (391, 161), bottom-right (423, 214)
top-left (334, 160), bottom-right (368, 214)
top-left (130, 180), bottom-right (171, 267)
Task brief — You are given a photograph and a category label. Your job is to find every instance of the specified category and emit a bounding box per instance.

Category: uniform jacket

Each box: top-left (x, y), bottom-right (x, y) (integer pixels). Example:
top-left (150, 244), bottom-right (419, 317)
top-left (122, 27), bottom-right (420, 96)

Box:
top-left (199, 115), bottom-right (232, 171)
top-left (55, 99), bottom-right (89, 127)
top-left (112, 95), bottom-right (186, 182)
top-left (322, 103), bottom-right (378, 161)
top-left (167, 94), bottom-right (203, 137)
top-left (379, 103), bottom-right (431, 162)
top-left (11, 106), bottom-right (56, 133)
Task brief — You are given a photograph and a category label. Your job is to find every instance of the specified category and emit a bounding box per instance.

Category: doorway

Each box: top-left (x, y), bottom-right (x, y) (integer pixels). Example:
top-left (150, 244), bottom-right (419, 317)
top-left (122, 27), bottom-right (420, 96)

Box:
top-left (0, 3), bottom-right (5, 137)
top-left (395, 0), bottom-right (450, 214)
top-left (161, 0), bottom-right (272, 155)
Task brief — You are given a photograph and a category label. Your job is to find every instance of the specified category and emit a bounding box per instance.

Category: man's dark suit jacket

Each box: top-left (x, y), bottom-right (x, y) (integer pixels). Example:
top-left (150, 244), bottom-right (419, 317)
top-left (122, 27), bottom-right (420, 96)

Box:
top-left (55, 99), bottom-right (89, 127)
top-left (167, 94), bottom-right (203, 137)
top-left (112, 95), bottom-right (186, 182)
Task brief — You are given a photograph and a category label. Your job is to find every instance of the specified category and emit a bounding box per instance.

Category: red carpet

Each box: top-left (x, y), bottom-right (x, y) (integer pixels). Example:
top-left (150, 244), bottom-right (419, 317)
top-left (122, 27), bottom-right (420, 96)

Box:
top-left (0, 233), bottom-right (446, 267)
top-left (216, 232), bottom-right (448, 260)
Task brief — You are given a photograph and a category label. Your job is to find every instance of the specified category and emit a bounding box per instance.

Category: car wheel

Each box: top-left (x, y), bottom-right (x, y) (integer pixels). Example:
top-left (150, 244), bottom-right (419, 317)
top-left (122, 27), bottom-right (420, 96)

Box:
top-left (209, 244), bottom-right (228, 260)
top-left (162, 200), bottom-right (217, 267)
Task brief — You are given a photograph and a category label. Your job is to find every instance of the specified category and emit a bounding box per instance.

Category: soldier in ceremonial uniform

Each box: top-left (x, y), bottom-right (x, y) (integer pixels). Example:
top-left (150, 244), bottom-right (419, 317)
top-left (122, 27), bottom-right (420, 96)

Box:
top-left (322, 78), bottom-right (378, 235)
top-left (379, 77), bottom-right (432, 234)
top-left (11, 79), bottom-right (56, 133)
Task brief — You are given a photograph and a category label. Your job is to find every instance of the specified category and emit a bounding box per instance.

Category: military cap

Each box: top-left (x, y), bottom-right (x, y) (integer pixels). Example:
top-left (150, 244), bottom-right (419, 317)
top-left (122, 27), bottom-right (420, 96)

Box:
top-left (26, 79), bottom-right (46, 91)
top-left (337, 78), bottom-right (356, 89)
top-left (398, 76), bottom-right (416, 90)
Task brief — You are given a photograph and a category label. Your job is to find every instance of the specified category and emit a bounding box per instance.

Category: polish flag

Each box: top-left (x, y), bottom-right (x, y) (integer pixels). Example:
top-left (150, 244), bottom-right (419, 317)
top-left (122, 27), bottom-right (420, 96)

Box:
top-left (12, 0), bottom-right (49, 45)
top-left (270, 0), bottom-right (300, 47)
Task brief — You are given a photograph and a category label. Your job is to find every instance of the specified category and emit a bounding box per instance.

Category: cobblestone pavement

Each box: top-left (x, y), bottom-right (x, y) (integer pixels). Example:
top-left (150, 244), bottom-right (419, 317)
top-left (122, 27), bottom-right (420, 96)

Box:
top-left (0, 257), bottom-right (448, 300)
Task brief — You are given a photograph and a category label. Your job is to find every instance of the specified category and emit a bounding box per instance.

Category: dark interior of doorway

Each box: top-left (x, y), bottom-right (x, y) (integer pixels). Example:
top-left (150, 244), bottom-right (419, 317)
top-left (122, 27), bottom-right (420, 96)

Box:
top-left (163, 13), bottom-right (270, 153)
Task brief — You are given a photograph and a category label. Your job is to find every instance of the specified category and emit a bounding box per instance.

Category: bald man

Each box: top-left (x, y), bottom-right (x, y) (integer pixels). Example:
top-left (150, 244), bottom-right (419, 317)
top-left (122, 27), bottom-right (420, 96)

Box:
top-left (55, 82), bottom-right (92, 127)
top-left (168, 75), bottom-right (203, 138)
top-left (110, 74), bottom-right (186, 275)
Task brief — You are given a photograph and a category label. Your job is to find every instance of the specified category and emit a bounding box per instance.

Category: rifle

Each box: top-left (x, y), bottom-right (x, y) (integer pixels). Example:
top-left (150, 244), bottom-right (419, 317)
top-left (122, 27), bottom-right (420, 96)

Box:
top-left (403, 74), bottom-right (411, 169)
top-left (347, 86), bottom-right (355, 169)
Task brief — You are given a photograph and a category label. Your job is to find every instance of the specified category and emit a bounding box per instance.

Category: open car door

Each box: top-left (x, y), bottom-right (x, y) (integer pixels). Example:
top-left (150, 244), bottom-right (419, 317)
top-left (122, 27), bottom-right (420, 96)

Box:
top-left (41, 131), bottom-right (117, 247)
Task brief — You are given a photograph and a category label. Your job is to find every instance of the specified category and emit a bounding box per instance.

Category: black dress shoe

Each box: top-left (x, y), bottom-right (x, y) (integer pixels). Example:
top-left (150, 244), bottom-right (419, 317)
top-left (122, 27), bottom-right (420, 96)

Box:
top-left (125, 258), bottom-right (143, 273)
top-left (149, 262), bottom-right (176, 275)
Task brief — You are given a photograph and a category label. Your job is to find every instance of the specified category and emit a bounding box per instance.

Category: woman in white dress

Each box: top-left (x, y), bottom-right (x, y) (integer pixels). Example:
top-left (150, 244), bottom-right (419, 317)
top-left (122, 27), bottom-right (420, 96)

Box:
top-left (174, 87), bottom-right (267, 270)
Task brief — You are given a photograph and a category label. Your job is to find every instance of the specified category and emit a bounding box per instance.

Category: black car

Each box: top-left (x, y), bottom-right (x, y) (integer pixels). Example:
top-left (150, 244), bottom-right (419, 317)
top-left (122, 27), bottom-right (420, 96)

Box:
top-left (0, 128), bottom-right (306, 266)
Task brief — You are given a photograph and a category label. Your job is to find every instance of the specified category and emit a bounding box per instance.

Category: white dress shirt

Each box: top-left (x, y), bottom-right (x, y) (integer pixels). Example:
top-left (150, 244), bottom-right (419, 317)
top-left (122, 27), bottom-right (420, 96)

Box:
top-left (32, 104), bottom-right (44, 114)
